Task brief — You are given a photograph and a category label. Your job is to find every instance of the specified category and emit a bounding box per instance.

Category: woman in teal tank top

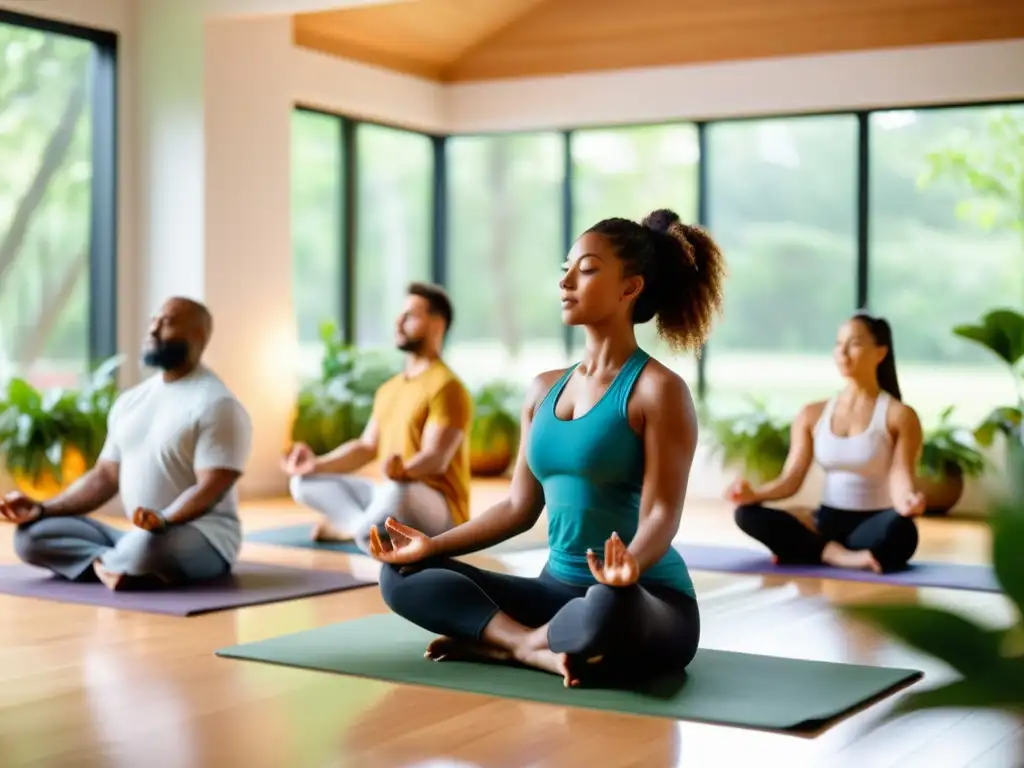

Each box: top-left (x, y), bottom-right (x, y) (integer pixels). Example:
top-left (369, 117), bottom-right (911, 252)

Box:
top-left (369, 208), bottom-right (727, 689)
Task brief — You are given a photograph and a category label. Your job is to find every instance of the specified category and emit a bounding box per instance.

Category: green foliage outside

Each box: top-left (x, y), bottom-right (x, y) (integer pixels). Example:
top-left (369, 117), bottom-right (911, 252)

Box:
top-left (0, 22), bottom-right (94, 378)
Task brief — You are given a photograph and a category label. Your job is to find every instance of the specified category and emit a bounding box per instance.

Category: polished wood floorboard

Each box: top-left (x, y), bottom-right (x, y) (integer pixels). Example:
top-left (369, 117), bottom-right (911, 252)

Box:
top-left (0, 487), bottom-right (1019, 768)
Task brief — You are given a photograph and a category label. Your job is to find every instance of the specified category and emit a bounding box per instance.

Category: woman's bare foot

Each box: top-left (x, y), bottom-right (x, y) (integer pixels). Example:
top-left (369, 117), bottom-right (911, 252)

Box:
top-left (509, 628), bottom-right (602, 688)
top-left (93, 560), bottom-right (127, 591)
top-left (425, 636), bottom-right (513, 663)
top-left (517, 645), bottom-right (580, 687)
top-left (310, 520), bottom-right (352, 543)
top-left (822, 542), bottom-right (882, 573)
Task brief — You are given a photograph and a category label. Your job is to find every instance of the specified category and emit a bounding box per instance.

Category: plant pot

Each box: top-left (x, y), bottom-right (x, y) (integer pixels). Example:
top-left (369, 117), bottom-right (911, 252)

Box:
top-left (916, 467), bottom-right (965, 516)
top-left (11, 446), bottom-right (89, 502)
top-left (469, 413), bottom-right (518, 478)
top-left (471, 451), bottom-right (513, 477)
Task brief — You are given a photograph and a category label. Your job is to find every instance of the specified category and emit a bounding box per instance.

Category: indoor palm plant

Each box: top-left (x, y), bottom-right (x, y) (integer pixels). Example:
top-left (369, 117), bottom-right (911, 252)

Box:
top-left (469, 380), bottom-right (521, 477)
top-left (843, 441), bottom-right (1024, 718)
top-left (0, 355), bottom-right (123, 500)
top-left (703, 397), bottom-right (792, 485)
top-left (952, 308), bottom-right (1024, 453)
top-left (289, 321), bottom-right (400, 455)
top-left (916, 405), bottom-right (987, 515)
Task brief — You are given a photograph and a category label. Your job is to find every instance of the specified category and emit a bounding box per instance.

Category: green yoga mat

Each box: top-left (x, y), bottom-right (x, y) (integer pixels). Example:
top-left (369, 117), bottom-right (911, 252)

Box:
top-left (216, 613), bottom-right (922, 731)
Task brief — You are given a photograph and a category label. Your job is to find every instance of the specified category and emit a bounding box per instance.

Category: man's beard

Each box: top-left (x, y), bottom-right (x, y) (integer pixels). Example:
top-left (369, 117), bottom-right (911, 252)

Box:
top-left (142, 339), bottom-right (190, 370)
top-left (396, 334), bottom-right (425, 354)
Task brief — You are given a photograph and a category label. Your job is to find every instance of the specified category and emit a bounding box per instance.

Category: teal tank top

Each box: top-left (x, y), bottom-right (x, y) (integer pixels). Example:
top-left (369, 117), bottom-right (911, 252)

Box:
top-left (525, 348), bottom-right (695, 598)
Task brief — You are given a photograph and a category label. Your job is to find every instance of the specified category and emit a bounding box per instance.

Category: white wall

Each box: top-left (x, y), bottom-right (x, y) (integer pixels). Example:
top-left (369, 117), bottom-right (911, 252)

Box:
top-left (447, 39), bottom-right (1024, 132)
top-left (293, 46), bottom-right (446, 133)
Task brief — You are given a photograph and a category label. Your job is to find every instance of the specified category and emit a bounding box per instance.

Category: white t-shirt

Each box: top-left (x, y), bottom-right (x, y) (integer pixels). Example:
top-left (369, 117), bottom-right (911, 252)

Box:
top-left (99, 365), bottom-right (253, 564)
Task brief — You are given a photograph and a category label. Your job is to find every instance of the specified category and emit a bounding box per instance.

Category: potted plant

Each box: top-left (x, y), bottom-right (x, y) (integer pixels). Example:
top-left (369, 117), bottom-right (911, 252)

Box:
top-left (916, 405), bottom-right (987, 515)
top-left (289, 321), bottom-right (400, 455)
top-left (842, 441), bottom-right (1024, 720)
top-left (0, 355), bottom-right (123, 501)
top-left (469, 381), bottom-right (521, 478)
top-left (703, 397), bottom-right (791, 486)
top-left (952, 308), bottom-right (1024, 453)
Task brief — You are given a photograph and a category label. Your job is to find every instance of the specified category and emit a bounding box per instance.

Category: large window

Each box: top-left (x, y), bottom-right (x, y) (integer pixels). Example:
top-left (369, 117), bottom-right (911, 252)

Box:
top-left (354, 123), bottom-right (433, 348)
top-left (294, 98), bottom-right (1023, 437)
top-left (446, 133), bottom-right (567, 388)
top-left (572, 124), bottom-right (701, 382)
top-left (291, 109), bottom-right (344, 376)
top-left (704, 116), bottom-right (859, 417)
top-left (869, 106), bottom-right (1024, 426)
top-left (0, 13), bottom-right (115, 389)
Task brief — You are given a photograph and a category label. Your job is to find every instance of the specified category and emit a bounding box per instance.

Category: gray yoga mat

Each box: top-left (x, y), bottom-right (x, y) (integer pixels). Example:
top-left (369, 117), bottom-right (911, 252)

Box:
top-left (216, 613), bottom-right (922, 732)
top-left (0, 562), bottom-right (373, 616)
top-left (675, 543), bottom-right (1000, 593)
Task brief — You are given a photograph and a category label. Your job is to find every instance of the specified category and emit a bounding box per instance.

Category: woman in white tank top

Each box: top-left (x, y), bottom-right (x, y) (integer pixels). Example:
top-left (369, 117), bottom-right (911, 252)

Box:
top-left (725, 313), bottom-right (926, 574)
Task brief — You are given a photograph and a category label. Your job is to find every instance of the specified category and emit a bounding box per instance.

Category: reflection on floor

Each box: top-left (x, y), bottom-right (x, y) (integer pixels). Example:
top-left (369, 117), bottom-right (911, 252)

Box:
top-left (0, 482), bottom-right (1018, 768)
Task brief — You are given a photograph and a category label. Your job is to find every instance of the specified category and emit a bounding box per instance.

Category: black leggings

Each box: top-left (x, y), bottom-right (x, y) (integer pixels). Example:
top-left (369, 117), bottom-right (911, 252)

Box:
top-left (734, 504), bottom-right (919, 573)
top-left (379, 557), bottom-right (700, 676)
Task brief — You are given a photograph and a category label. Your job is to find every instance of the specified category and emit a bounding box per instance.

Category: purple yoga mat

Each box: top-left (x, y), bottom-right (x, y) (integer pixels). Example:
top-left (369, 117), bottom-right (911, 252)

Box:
top-left (675, 543), bottom-right (1000, 593)
top-left (0, 561), bottom-right (373, 616)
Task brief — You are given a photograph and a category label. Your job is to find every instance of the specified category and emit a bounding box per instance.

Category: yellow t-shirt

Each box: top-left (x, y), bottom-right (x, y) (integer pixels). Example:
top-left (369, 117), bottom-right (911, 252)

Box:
top-left (372, 360), bottom-right (473, 526)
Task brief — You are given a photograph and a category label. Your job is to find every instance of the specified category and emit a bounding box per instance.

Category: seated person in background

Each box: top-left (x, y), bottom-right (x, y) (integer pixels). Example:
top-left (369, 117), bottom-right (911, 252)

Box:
top-left (0, 296), bottom-right (253, 591)
top-left (283, 282), bottom-right (472, 554)
top-left (367, 209), bottom-right (725, 689)
top-left (727, 312), bottom-right (925, 574)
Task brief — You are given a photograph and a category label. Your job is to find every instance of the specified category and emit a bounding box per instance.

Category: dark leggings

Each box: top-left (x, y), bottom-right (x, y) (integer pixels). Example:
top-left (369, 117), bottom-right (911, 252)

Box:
top-left (734, 504), bottom-right (919, 573)
top-left (379, 557), bottom-right (700, 676)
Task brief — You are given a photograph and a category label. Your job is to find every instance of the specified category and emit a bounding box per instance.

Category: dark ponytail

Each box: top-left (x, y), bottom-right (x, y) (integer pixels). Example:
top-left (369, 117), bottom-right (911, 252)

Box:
top-left (585, 208), bottom-right (726, 353)
top-left (852, 311), bottom-right (902, 401)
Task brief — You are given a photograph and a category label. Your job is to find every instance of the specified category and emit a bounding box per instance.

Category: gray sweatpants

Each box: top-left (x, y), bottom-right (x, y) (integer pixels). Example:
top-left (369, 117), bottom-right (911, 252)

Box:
top-left (289, 473), bottom-right (454, 553)
top-left (14, 516), bottom-right (229, 584)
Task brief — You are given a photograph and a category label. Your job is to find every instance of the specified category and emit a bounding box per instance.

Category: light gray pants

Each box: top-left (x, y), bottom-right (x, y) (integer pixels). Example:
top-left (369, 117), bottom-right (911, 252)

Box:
top-left (289, 473), bottom-right (454, 553)
top-left (14, 516), bottom-right (229, 585)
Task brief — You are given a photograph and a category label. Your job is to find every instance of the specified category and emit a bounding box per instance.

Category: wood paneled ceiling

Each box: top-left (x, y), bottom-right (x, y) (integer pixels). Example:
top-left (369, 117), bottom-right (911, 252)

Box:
top-left (293, 0), bottom-right (1024, 83)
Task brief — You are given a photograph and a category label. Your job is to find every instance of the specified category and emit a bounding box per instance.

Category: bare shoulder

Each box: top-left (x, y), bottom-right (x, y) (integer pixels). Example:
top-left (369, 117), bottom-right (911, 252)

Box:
top-left (523, 367), bottom-right (571, 414)
top-left (634, 358), bottom-right (693, 414)
top-left (796, 399), bottom-right (828, 428)
top-left (887, 398), bottom-right (922, 433)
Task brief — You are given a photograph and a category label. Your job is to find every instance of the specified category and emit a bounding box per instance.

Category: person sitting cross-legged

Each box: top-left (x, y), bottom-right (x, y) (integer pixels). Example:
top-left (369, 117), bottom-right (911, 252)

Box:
top-left (1, 296), bottom-right (253, 591)
top-left (728, 312), bottom-right (925, 574)
top-left (283, 282), bottom-right (473, 554)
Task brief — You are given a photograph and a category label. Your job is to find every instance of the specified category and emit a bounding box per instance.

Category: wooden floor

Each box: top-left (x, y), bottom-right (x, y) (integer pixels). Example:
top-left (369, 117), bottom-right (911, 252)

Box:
top-left (0, 484), bottom-right (1021, 768)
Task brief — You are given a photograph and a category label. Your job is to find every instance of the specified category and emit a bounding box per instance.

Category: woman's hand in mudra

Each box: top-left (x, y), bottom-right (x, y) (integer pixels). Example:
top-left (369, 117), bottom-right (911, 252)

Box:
top-left (586, 532), bottom-right (640, 587)
top-left (368, 517), bottom-right (435, 565)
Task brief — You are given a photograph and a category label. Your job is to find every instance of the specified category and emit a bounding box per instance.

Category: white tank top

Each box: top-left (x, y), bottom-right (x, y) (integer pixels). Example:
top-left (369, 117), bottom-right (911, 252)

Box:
top-left (813, 392), bottom-right (894, 511)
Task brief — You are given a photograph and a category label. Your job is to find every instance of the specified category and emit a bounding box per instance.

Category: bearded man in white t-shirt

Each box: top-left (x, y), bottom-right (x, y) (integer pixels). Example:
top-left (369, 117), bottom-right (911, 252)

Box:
top-left (0, 296), bottom-right (252, 591)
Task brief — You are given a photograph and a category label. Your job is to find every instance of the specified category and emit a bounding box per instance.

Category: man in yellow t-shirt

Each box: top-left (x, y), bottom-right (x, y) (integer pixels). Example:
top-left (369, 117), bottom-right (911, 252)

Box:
top-left (282, 282), bottom-right (473, 552)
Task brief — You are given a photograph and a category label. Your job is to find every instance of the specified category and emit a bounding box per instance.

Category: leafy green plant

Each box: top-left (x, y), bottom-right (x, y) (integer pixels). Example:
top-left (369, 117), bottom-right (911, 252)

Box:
top-left (704, 397), bottom-right (791, 485)
top-left (842, 441), bottom-right (1024, 718)
top-left (919, 108), bottom-right (1024, 237)
top-left (919, 405), bottom-right (987, 480)
top-left (0, 354), bottom-right (123, 483)
top-left (952, 308), bottom-right (1024, 447)
top-left (289, 321), bottom-right (400, 455)
top-left (469, 380), bottom-right (521, 477)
